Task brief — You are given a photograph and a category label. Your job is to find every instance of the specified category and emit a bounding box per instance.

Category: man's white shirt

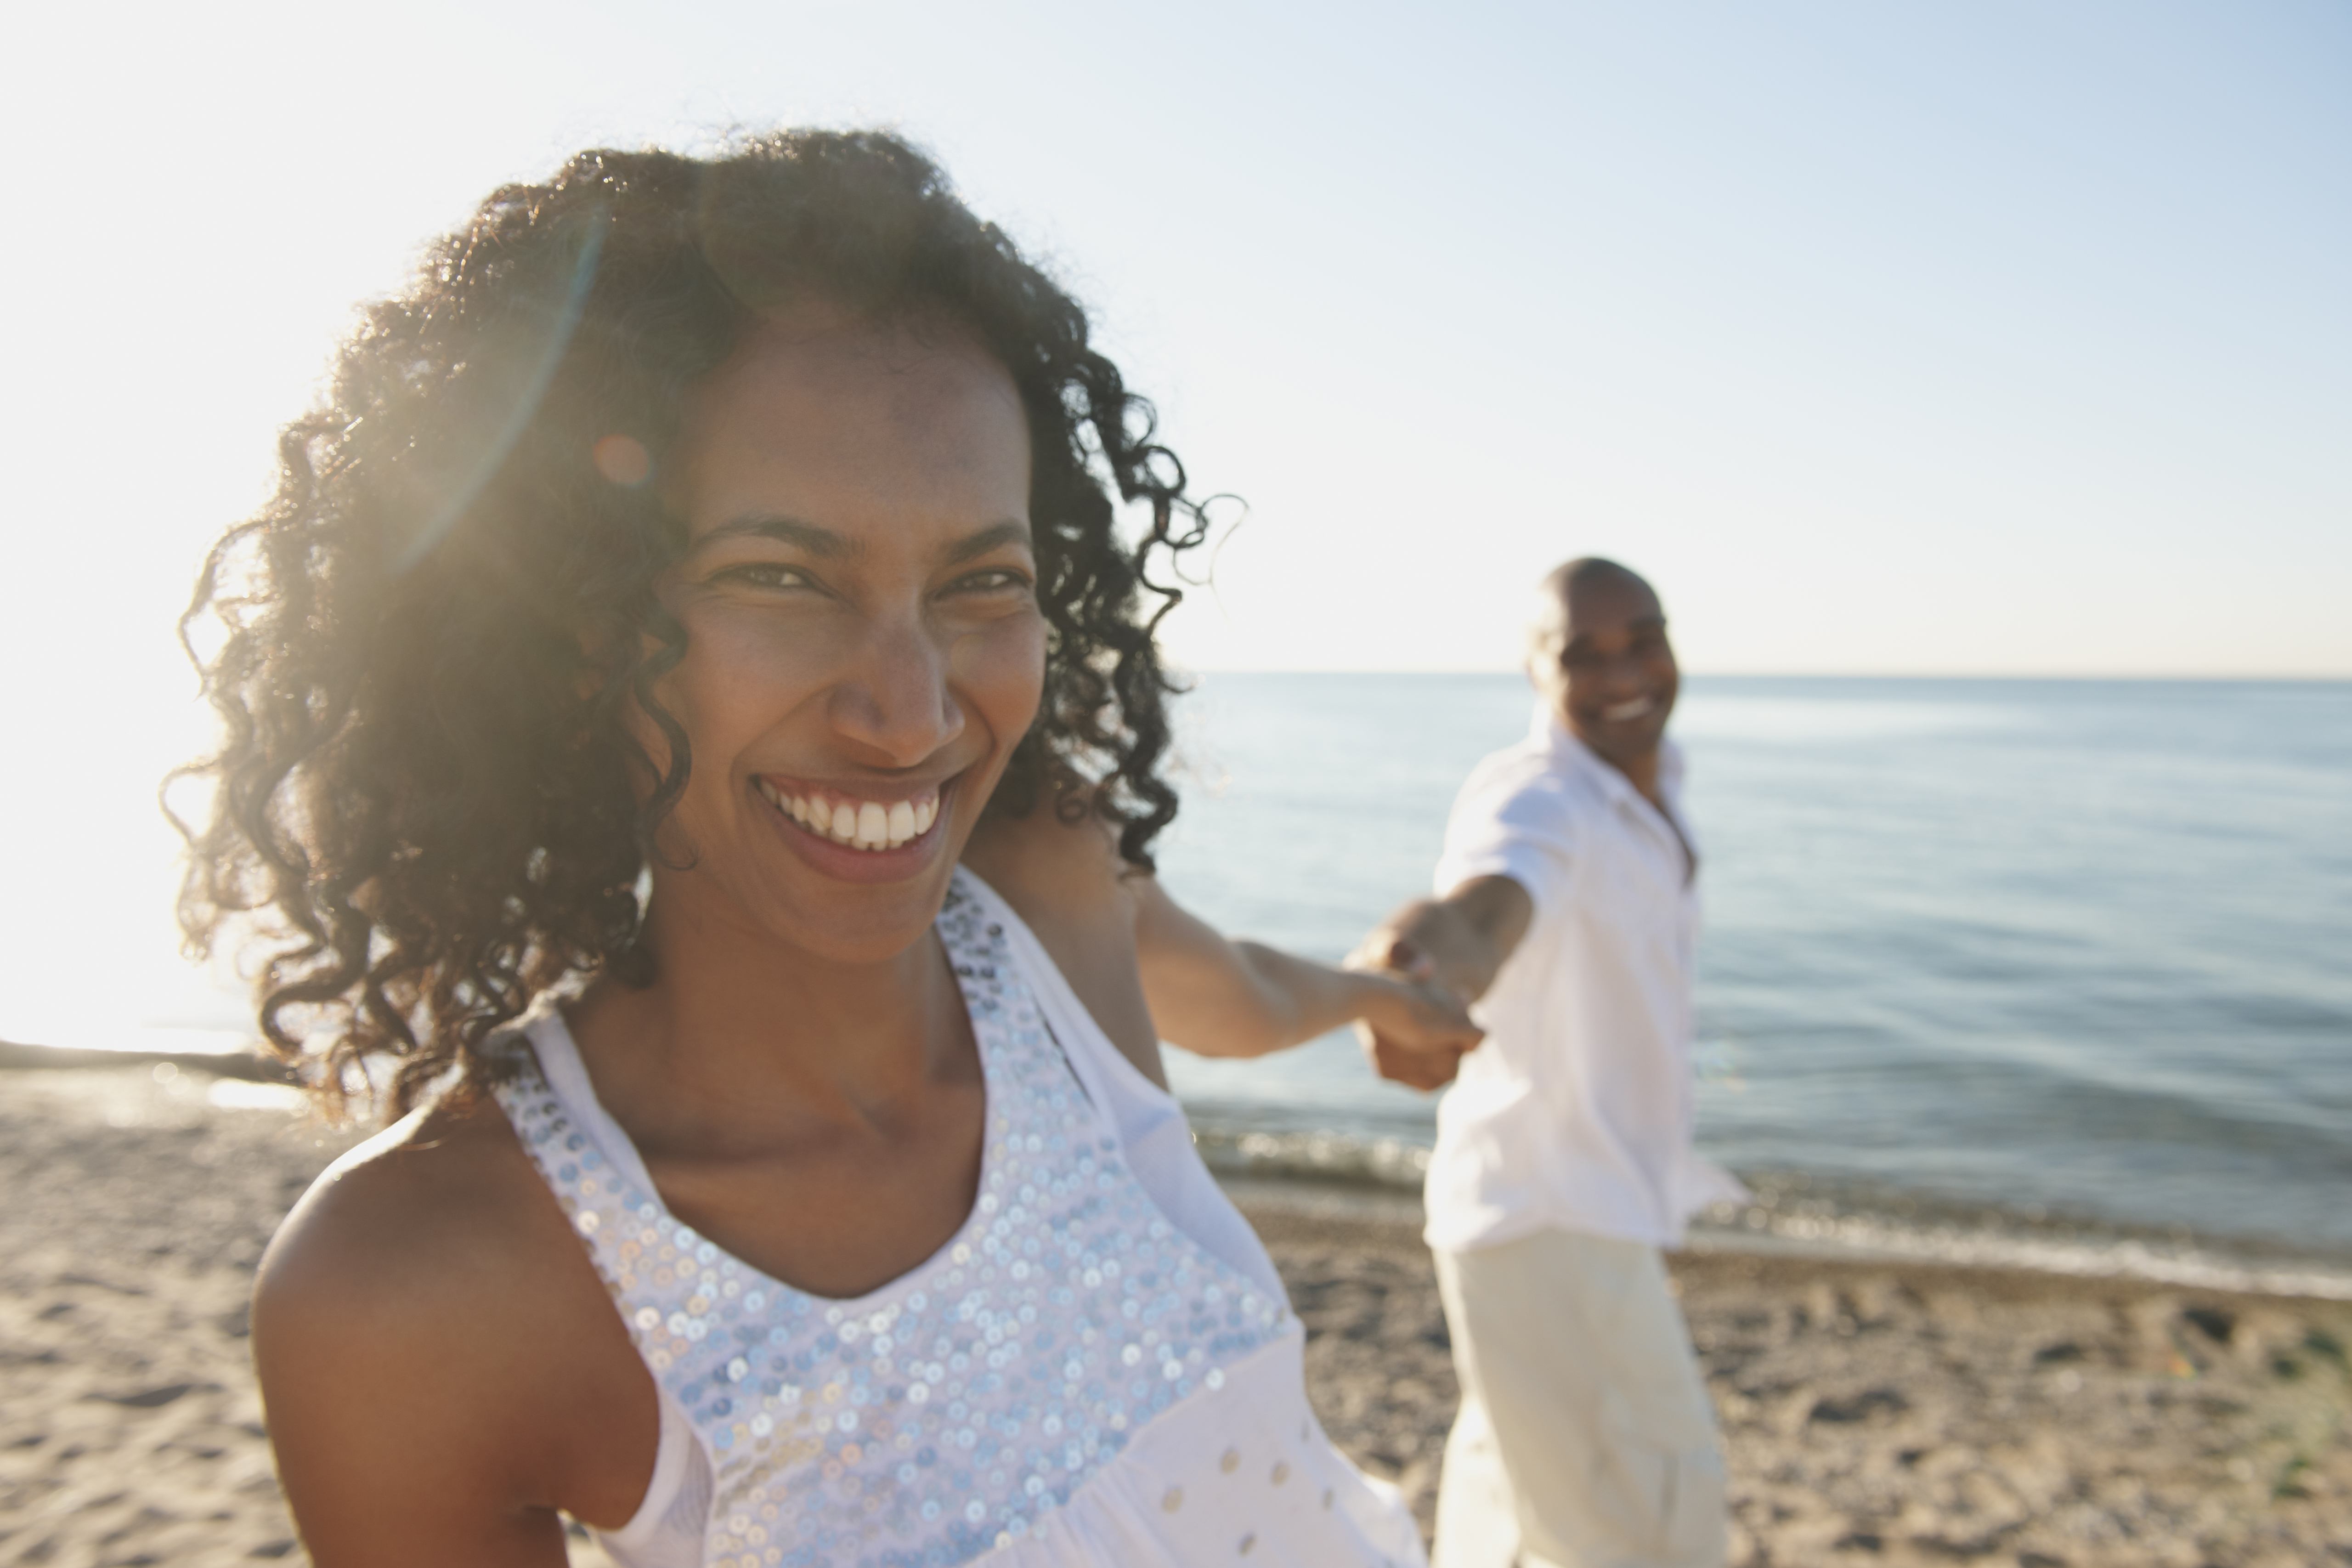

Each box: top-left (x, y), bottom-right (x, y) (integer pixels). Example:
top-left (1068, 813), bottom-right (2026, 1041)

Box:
top-left (1425, 701), bottom-right (1748, 1255)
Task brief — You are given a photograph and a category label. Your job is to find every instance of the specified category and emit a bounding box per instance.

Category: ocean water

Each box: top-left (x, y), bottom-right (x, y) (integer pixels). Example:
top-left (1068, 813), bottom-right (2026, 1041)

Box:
top-left (1152, 675), bottom-right (2352, 1294)
top-left (10, 673), bottom-right (2346, 1293)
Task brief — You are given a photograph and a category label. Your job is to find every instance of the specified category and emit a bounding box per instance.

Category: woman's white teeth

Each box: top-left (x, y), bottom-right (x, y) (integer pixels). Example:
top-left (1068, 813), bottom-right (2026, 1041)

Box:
top-left (758, 779), bottom-right (938, 850)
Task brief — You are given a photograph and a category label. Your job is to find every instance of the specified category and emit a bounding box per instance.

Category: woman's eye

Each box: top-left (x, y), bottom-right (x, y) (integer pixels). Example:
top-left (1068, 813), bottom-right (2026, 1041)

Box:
top-left (715, 563), bottom-right (814, 590)
top-left (948, 568), bottom-right (1033, 595)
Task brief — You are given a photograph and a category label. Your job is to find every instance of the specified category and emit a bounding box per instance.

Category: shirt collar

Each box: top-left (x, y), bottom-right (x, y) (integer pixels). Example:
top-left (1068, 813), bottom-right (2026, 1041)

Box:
top-left (1530, 699), bottom-right (1684, 812)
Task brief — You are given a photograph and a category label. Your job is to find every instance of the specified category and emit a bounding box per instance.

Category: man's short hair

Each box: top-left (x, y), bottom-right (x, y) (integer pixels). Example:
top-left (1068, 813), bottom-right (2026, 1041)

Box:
top-left (1528, 556), bottom-right (1654, 650)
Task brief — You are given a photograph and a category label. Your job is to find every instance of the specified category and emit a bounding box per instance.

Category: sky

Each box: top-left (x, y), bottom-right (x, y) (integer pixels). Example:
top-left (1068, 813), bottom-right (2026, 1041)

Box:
top-left (0, 0), bottom-right (2346, 1048)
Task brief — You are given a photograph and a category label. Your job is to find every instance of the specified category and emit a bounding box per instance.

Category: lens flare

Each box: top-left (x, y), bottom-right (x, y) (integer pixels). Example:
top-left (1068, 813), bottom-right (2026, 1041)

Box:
top-left (593, 433), bottom-right (652, 487)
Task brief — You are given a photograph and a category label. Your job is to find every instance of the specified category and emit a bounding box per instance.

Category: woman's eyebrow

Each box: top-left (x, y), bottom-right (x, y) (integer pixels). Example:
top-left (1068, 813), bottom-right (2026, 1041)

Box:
top-left (942, 521), bottom-right (1034, 565)
top-left (701, 515), bottom-right (854, 557)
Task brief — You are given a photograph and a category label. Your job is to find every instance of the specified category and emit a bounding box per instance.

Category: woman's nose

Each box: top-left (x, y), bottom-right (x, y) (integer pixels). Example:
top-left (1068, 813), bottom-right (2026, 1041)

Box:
top-left (825, 613), bottom-right (965, 765)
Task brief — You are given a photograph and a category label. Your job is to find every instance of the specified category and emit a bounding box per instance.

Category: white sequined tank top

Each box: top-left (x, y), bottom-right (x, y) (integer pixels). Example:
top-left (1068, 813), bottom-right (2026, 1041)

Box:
top-left (492, 869), bottom-right (1425, 1567)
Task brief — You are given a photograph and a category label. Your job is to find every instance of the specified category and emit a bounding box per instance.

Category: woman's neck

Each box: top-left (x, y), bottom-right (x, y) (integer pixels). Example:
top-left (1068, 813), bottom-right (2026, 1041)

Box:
top-left (565, 895), bottom-right (970, 1155)
top-left (557, 888), bottom-right (990, 1298)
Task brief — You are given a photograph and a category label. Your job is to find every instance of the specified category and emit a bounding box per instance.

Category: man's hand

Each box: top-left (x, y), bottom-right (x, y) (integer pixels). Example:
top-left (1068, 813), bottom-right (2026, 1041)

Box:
top-left (1347, 969), bottom-right (1480, 1090)
top-left (1343, 968), bottom-right (1483, 1091)
top-left (1347, 877), bottom-right (1534, 1090)
top-left (1349, 924), bottom-right (1436, 985)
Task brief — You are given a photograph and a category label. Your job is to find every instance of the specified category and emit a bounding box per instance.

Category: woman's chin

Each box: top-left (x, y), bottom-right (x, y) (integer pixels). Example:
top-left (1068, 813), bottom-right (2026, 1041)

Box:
top-left (792, 839), bottom-right (970, 956)
top-left (777, 893), bottom-right (958, 968)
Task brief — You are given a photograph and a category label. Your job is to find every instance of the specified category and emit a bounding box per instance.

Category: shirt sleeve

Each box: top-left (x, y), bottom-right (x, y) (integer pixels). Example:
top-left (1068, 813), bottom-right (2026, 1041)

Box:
top-left (1432, 761), bottom-right (1577, 923)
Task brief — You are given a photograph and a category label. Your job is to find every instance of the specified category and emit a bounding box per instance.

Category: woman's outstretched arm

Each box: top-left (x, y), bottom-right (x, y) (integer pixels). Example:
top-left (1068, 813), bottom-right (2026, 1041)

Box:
top-left (965, 803), bottom-right (1481, 1091)
top-left (1132, 877), bottom-right (1483, 1088)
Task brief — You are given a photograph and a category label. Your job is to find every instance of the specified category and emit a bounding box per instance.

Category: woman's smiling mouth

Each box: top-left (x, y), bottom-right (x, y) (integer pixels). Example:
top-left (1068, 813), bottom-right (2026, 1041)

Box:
top-left (756, 778), bottom-right (941, 851)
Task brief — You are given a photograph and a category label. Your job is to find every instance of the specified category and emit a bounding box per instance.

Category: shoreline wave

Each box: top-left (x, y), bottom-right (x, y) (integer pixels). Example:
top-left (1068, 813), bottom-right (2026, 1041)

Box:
top-left (1193, 1122), bottom-right (2352, 1302)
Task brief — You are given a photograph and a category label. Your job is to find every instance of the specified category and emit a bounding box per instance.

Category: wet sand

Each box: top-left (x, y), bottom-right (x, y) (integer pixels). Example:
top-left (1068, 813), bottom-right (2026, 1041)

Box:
top-left (3, 1059), bottom-right (2346, 1567)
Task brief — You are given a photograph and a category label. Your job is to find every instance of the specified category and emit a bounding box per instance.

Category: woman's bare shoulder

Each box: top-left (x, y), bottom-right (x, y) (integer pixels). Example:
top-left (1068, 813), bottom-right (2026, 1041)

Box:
top-left (253, 1089), bottom-right (656, 1559)
top-left (963, 798), bottom-right (1168, 1087)
top-left (963, 792), bottom-right (1137, 917)
top-left (259, 1092), bottom-right (560, 1326)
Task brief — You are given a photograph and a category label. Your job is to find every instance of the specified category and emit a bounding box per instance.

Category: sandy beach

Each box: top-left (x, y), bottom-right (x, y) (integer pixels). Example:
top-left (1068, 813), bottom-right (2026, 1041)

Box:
top-left (3, 1056), bottom-right (2346, 1567)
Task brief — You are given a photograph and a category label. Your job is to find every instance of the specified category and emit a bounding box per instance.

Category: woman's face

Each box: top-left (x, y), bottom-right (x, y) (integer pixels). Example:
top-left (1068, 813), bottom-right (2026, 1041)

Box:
top-left (633, 303), bottom-right (1044, 964)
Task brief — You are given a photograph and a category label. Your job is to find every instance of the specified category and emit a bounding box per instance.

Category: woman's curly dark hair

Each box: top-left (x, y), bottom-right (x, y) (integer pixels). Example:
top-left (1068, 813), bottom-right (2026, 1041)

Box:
top-left (170, 130), bottom-right (1210, 1120)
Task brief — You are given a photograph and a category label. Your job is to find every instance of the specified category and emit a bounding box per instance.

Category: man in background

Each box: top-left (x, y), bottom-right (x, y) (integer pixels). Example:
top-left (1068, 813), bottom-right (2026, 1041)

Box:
top-left (1357, 557), bottom-right (1747, 1568)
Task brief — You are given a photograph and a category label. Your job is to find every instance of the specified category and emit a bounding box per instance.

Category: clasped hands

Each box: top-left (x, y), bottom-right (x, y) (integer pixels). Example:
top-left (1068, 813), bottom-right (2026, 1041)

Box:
top-left (1346, 897), bottom-right (1484, 1092)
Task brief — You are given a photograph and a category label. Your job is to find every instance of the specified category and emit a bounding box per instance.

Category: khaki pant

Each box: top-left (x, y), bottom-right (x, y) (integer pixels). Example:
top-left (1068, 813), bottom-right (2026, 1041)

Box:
top-left (1432, 1230), bottom-right (1726, 1568)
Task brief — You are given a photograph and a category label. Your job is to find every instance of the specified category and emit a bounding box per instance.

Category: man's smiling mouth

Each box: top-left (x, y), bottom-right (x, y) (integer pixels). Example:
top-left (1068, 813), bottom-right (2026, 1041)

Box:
top-left (756, 778), bottom-right (940, 852)
top-left (1601, 696), bottom-right (1657, 722)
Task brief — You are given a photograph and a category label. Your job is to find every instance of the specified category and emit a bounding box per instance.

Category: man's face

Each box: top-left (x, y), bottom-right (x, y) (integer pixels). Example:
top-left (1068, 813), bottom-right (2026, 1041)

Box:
top-left (1530, 572), bottom-right (1678, 770)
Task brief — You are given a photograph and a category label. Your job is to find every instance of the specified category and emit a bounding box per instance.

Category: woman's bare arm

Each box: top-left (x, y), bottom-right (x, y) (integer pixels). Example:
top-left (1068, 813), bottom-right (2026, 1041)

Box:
top-left (1131, 878), bottom-right (1482, 1088)
top-left (964, 804), bottom-right (1480, 1090)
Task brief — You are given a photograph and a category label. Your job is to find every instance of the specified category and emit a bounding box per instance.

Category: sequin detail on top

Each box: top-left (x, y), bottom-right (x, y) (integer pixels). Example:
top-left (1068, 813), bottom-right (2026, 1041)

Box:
top-left (494, 877), bottom-right (1294, 1566)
